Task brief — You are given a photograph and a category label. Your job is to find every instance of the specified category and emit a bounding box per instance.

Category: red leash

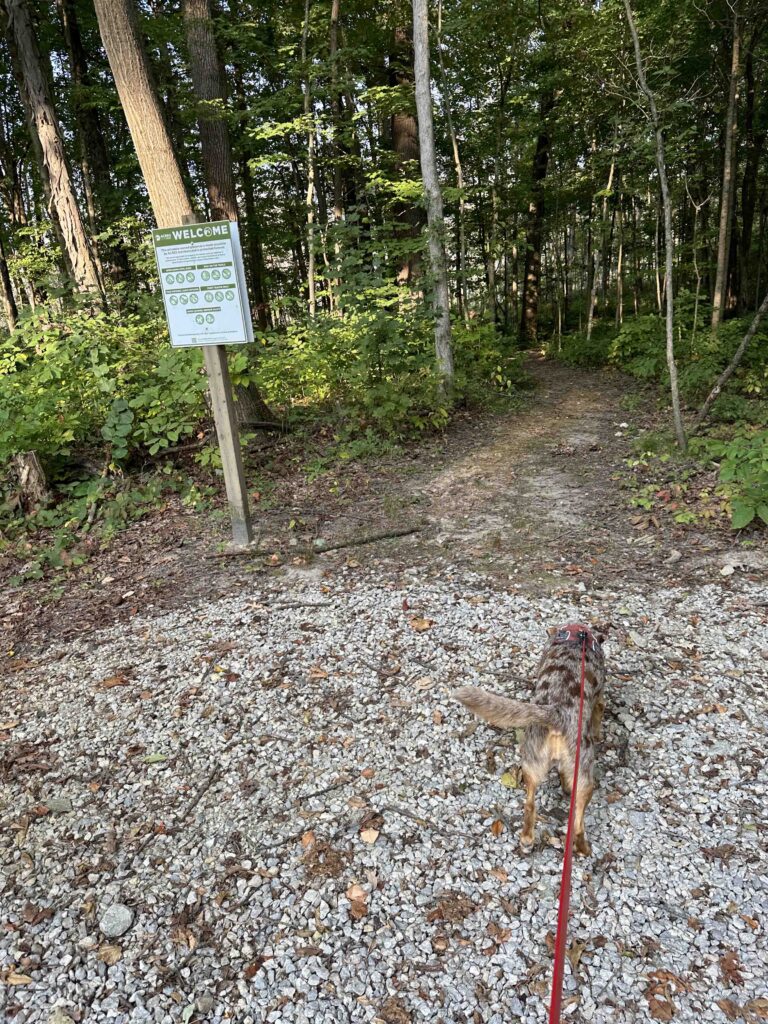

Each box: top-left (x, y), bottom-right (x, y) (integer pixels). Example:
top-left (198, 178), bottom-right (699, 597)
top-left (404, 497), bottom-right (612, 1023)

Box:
top-left (548, 633), bottom-right (588, 1023)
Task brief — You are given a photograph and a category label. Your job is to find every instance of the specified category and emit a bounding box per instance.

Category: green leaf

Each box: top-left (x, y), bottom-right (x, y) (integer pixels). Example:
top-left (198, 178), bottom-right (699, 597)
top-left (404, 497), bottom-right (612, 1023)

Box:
top-left (143, 753), bottom-right (167, 765)
top-left (756, 504), bottom-right (768, 526)
top-left (731, 500), bottom-right (756, 530)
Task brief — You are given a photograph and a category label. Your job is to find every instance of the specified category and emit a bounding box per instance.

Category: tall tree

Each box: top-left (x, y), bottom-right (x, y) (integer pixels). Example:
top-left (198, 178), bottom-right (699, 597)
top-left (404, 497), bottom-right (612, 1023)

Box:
top-left (519, 94), bottom-right (553, 346)
top-left (412, 0), bottom-right (453, 390)
top-left (624, 0), bottom-right (686, 451)
top-left (3, 0), bottom-right (102, 296)
top-left (92, 0), bottom-right (252, 544)
top-left (711, 9), bottom-right (741, 329)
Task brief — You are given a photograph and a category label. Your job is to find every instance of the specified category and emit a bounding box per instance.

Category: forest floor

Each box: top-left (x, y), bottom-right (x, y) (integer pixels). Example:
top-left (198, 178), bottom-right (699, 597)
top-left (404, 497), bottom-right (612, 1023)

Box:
top-left (2, 357), bottom-right (767, 1024)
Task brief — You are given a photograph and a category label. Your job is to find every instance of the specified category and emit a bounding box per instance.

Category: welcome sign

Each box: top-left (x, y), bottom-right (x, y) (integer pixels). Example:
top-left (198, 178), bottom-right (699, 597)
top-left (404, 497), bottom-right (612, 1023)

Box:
top-left (151, 220), bottom-right (254, 348)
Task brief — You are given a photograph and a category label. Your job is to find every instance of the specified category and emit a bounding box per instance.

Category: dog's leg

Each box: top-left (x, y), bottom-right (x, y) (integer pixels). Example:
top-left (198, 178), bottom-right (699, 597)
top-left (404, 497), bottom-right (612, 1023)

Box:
top-left (520, 765), bottom-right (545, 853)
top-left (591, 700), bottom-right (605, 742)
top-left (573, 776), bottom-right (594, 857)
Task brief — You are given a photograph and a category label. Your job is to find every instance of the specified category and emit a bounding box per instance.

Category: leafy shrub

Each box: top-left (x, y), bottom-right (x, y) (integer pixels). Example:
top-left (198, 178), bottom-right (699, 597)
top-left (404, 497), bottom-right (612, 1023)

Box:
top-left (550, 328), bottom-right (613, 368)
top-left (693, 428), bottom-right (768, 528)
top-left (0, 299), bottom-right (207, 470)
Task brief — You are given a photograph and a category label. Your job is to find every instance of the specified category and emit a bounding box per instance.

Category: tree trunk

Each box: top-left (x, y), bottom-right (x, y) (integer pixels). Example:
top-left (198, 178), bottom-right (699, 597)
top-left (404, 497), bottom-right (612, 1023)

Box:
top-left (711, 10), bottom-right (741, 330)
top-left (586, 153), bottom-right (615, 340)
top-left (4, 0), bottom-right (103, 296)
top-left (301, 0), bottom-right (316, 315)
top-left (183, 0), bottom-right (238, 221)
top-left (0, 228), bottom-right (18, 330)
top-left (736, 32), bottom-right (766, 313)
top-left (183, 0), bottom-right (273, 423)
top-left (390, 25), bottom-right (424, 284)
top-left (519, 95), bottom-right (553, 346)
top-left (93, 0), bottom-right (253, 545)
top-left (435, 0), bottom-right (468, 321)
top-left (412, 0), bottom-right (453, 390)
top-left (624, 0), bottom-right (686, 451)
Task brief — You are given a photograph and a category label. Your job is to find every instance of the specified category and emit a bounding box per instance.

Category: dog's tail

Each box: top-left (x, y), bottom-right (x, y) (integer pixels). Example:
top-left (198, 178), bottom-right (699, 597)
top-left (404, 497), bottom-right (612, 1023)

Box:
top-left (454, 686), bottom-right (560, 730)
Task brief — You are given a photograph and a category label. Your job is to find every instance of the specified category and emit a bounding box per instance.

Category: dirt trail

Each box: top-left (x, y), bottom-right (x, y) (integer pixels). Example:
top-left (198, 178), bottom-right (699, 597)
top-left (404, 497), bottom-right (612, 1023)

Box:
top-left (2, 357), bottom-right (758, 654)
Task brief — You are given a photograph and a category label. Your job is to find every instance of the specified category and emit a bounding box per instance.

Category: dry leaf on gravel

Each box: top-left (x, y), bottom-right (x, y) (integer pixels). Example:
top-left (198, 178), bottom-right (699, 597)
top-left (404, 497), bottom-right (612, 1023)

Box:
top-left (346, 883), bottom-right (368, 919)
top-left (308, 666), bottom-right (328, 680)
top-left (97, 674), bottom-right (130, 690)
top-left (490, 819), bottom-right (504, 837)
top-left (716, 1000), bottom-right (741, 1021)
top-left (408, 616), bottom-right (434, 632)
top-left (377, 995), bottom-right (411, 1024)
top-left (720, 950), bottom-right (744, 987)
top-left (4, 969), bottom-right (33, 985)
top-left (360, 828), bottom-right (379, 844)
top-left (97, 945), bottom-right (122, 966)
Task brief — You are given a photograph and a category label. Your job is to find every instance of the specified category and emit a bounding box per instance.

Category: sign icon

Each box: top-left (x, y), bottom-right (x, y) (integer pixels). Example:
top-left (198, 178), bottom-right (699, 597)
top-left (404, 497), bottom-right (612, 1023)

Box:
top-left (214, 291), bottom-right (223, 302)
top-left (201, 270), bottom-right (210, 281)
top-left (205, 313), bottom-right (214, 323)
top-left (222, 268), bottom-right (232, 279)
top-left (190, 293), bottom-right (199, 304)
top-left (179, 294), bottom-right (189, 305)
top-left (169, 295), bottom-right (178, 305)
top-left (225, 290), bottom-right (234, 301)
top-left (186, 272), bottom-right (195, 282)
top-left (204, 292), bottom-right (214, 302)
top-left (175, 272), bottom-right (185, 283)
top-left (165, 275), bottom-right (174, 284)
top-left (211, 269), bottom-right (221, 280)
top-left (195, 314), bottom-right (205, 325)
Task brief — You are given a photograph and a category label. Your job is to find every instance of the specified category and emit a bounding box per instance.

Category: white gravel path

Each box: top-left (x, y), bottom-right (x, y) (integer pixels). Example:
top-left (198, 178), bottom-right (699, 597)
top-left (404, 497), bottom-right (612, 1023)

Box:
top-left (2, 563), bottom-right (767, 1024)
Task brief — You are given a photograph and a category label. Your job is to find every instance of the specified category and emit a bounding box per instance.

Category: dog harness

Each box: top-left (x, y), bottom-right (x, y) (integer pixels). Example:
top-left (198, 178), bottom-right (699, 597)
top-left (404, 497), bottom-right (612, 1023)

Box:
top-left (552, 623), bottom-right (600, 653)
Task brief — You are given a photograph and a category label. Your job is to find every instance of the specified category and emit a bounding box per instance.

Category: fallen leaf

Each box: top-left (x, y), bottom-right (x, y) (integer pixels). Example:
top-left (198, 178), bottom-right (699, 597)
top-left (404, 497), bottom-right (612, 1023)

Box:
top-left (567, 939), bottom-right (586, 970)
top-left (143, 753), bottom-right (167, 765)
top-left (308, 665), bottom-right (328, 680)
top-left (499, 770), bottom-right (519, 789)
top-left (345, 882), bottom-right (368, 919)
top-left (300, 831), bottom-right (317, 849)
top-left (745, 999), bottom-right (768, 1019)
top-left (360, 828), bottom-right (379, 844)
top-left (716, 999), bottom-right (741, 1021)
top-left (720, 950), bottom-right (744, 988)
top-left (97, 674), bottom-right (129, 690)
top-left (181, 1005), bottom-right (195, 1024)
top-left (5, 970), bottom-right (33, 985)
top-left (490, 819), bottom-right (504, 837)
top-left (408, 616), bottom-right (434, 632)
top-left (378, 995), bottom-right (411, 1024)
top-left (97, 944), bottom-right (122, 966)
top-left (490, 867), bottom-right (508, 882)
top-left (0, 719), bottom-right (19, 730)
top-left (432, 709), bottom-right (443, 725)
top-left (413, 675), bottom-right (434, 690)
top-left (243, 957), bottom-right (266, 979)
top-left (361, 767), bottom-right (376, 779)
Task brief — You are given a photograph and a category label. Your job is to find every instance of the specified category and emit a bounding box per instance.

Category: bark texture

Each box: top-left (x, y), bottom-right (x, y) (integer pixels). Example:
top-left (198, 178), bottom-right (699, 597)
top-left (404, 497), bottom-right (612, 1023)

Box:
top-left (711, 12), bottom-right (741, 329)
top-left (624, 0), bottom-right (686, 451)
top-left (412, 0), bottom-right (453, 388)
top-left (4, 0), bottom-right (102, 295)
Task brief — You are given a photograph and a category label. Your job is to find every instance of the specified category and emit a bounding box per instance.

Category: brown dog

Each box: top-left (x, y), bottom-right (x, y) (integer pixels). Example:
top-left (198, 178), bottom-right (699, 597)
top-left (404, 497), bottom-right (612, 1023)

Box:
top-left (455, 624), bottom-right (605, 856)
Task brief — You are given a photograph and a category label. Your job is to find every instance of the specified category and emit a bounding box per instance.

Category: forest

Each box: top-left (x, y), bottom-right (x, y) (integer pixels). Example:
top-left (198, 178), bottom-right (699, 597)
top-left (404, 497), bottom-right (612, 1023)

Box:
top-left (1, 0), bottom-right (767, 565)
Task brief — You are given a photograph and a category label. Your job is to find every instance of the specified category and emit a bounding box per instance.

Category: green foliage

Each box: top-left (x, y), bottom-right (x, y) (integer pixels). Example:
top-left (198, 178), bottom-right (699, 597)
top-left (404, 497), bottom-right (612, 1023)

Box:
top-left (0, 299), bottom-right (207, 469)
top-left (550, 328), bottom-right (613, 368)
top-left (692, 428), bottom-right (768, 529)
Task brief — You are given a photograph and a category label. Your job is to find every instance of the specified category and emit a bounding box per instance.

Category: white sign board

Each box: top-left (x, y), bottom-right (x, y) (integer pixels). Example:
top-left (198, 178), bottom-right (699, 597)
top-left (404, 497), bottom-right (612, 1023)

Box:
top-left (152, 220), bottom-right (254, 348)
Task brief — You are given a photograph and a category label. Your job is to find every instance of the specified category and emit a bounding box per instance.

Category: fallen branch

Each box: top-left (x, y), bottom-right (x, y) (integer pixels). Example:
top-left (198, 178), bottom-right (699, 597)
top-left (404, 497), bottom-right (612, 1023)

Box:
top-left (312, 524), bottom-right (424, 554)
top-left (693, 289), bottom-right (768, 433)
top-left (374, 802), bottom-right (473, 839)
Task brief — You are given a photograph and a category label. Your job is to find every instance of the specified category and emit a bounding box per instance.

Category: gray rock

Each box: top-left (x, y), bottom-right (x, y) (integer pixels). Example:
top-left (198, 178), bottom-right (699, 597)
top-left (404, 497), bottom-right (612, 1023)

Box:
top-left (99, 903), bottom-right (134, 938)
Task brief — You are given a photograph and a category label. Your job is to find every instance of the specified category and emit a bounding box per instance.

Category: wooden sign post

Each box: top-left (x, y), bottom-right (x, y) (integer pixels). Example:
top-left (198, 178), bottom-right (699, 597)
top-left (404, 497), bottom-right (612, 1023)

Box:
top-left (152, 217), bottom-right (253, 547)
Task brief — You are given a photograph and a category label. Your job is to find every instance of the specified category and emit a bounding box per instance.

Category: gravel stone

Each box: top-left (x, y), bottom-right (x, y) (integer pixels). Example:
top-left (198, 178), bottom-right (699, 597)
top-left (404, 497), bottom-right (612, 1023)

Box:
top-left (98, 904), bottom-right (134, 939)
